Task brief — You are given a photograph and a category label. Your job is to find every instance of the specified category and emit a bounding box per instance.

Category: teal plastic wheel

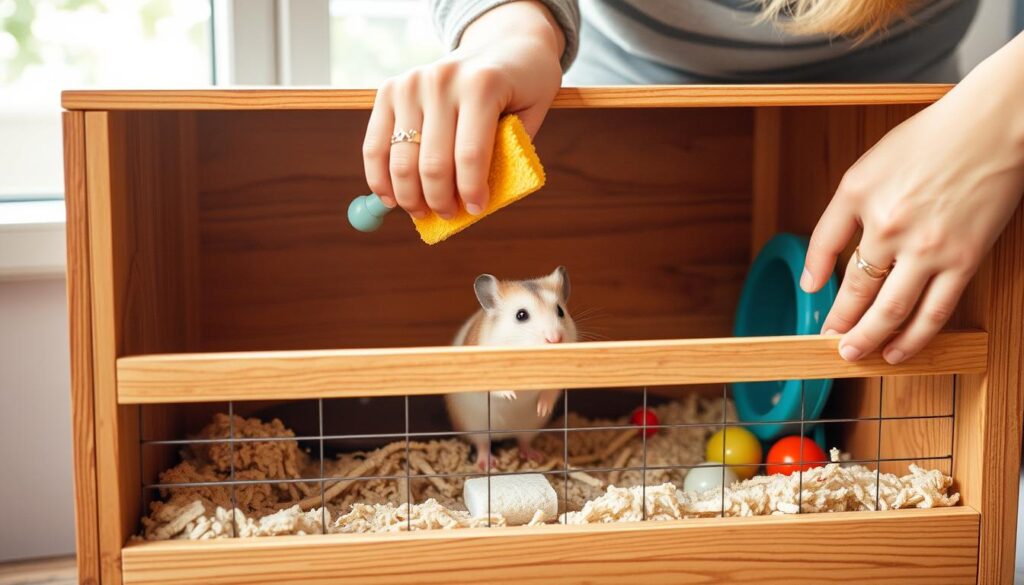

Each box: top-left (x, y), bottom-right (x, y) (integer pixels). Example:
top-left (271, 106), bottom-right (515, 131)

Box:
top-left (731, 234), bottom-right (838, 443)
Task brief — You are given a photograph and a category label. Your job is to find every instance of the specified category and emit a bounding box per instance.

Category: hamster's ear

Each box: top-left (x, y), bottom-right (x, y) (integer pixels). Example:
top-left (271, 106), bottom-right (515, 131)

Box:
top-left (548, 266), bottom-right (570, 302)
top-left (474, 274), bottom-right (500, 311)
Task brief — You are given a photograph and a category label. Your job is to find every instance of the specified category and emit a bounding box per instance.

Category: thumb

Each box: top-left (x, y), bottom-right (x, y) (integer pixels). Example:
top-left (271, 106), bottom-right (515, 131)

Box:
top-left (803, 198), bottom-right (858, 293)
top-left (514, 101), bottom-right (553, 139)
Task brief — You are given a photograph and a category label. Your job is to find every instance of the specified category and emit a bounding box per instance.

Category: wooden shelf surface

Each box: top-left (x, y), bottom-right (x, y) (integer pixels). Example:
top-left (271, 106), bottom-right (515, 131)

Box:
top-left (62, 84), bottom-right (952, 111)
top-left (116, 331), bottom-right (987, 404)
top-left (120, 507), bottom-right (979, 585)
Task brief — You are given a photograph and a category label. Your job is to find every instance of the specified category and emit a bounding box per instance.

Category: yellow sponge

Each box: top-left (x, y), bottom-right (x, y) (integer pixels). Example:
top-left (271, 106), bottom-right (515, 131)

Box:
top-left (412, 114), bottom-right (545, 245)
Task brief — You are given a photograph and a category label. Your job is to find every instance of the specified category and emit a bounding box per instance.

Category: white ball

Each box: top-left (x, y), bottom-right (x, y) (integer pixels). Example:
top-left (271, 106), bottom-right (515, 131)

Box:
top-left (683, 463), bottom-right (738, 493)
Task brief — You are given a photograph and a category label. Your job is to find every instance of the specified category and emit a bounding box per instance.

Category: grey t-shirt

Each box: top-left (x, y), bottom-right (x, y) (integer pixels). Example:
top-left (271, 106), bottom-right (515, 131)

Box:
top-left (429, 0), bottom-right (979, 84)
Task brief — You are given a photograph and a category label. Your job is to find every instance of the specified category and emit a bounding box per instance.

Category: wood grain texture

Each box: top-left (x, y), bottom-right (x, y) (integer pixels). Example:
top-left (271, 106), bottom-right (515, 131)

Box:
top-left (120, 508), bottom-right (978, 585)
top-left (826, 376), bottom-right (955, 474)
top-left (772, 104), bottom-right (936, 477)
top-left (953, 204), bottom-right (1024, 585)
top-left (63, 111), bottom-right (101, 585)
top-left (61, 84), bottom-right (952, 111)
top-left (84, 110), bottom-right (127, 585)
top-left (751, 107), bottom-right (780, 258)
top-left (194, 108), bottom-right (751, 351)
top-left (115, 332), bottom-right (986, 404)
top-left (84, 111), bottom-right (207, 582)
top-left (114, 111), bottom-right (202, 356)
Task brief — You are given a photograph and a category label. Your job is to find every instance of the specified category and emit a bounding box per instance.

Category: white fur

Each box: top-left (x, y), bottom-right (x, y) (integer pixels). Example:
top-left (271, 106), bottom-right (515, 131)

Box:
top-left (445, 269), bottom-right (577, 460)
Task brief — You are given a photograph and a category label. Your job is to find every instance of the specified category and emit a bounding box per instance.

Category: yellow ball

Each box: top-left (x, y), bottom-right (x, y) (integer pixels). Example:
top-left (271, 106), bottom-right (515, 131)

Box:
top-left (705, 427), bottom-right (763, 480)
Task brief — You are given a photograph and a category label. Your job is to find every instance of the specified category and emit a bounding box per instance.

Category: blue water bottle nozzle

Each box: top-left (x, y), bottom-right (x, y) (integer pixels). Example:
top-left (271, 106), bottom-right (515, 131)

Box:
top-left (348, 193), bottom-right (394, 232)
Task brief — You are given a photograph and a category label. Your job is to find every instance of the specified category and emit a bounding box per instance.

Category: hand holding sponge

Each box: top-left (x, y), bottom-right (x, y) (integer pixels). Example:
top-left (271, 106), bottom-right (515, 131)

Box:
top-left (347, 114), bottom-right (546, 245)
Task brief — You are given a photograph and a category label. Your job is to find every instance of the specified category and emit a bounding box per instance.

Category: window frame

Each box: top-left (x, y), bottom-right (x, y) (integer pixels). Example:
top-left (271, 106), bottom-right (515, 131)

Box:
top-left (213, 0), bottom-right (330, 85)
top-left (0, 0), bottom-right (328, 280)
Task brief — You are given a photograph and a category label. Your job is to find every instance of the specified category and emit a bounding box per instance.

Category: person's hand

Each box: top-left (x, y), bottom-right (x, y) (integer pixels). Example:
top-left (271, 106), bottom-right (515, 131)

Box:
top-left (362, 1), bottom-right (564, 219)
top-left (802, 41), bottom-right (1024, 364)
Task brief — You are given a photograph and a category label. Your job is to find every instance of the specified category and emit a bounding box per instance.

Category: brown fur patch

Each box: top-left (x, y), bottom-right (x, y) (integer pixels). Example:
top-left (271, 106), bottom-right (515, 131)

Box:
top-left (460, 310), bottom-right (486, 345)
top-left (497, 280), bottom-right (545, 302)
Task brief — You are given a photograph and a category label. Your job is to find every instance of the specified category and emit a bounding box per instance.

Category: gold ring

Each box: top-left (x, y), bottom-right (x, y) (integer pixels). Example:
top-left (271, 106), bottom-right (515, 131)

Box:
top-left (854, 246), bottom-right (893, 279)
top-left (390, 129), bottom-right (421, 145)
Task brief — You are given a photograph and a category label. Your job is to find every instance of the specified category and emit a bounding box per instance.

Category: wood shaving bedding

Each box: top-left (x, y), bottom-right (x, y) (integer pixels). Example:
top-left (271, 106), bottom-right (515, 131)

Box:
top-left (139, 396), bottom-right (957, 540)
top-left (561, 449), bottom-right (959, 524)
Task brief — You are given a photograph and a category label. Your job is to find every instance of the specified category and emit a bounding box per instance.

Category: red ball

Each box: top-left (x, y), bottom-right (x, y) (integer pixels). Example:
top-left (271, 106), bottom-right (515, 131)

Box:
top-left (630, 407), bottom-right (659, 438)
top-left (766, 436), bottom-right (829, 476)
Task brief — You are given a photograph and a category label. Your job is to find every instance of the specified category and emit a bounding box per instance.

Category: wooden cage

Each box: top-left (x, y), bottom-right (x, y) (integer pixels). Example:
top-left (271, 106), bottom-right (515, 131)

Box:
top-left (61, 86), bottom-right (1023, 584)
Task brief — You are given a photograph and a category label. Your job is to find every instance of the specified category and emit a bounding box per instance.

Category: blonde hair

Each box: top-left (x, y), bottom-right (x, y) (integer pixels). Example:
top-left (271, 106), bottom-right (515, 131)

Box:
top-left (757, 0), bottom-right (917, 39)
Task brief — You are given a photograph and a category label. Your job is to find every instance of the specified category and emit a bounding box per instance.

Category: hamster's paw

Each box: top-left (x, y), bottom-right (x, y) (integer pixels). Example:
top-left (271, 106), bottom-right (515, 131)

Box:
top-left (536, 391), bottom-right (559, 417)
top-left (537, 398), bottom-right (553, 418)
top-left (495, 390), bottom-right (518, 401)
top-left (475, 453), bottom-right (498, 470)
top-left (517, 445), bottom-right (546, 463)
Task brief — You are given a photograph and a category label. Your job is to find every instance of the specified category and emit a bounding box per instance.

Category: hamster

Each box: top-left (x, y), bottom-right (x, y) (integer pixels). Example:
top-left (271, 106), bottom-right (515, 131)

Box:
top-left (445, 266), bottom-right (578, 468)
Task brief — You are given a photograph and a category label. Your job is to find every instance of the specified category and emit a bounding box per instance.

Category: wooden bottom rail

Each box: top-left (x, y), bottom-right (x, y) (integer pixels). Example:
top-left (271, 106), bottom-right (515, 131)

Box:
top-left (121, 507), bottom-right (979, 585)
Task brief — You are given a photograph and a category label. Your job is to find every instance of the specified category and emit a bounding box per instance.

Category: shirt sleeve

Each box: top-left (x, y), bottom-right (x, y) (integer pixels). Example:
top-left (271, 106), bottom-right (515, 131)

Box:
top-left (429, 0), bottom-right (580, 72)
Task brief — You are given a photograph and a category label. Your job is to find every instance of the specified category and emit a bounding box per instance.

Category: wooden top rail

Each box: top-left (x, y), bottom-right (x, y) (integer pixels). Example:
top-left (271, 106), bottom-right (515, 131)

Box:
top-left (62, 84), bottom-right (951, 111)
top-left (116, 331), bottom-right (986, 404)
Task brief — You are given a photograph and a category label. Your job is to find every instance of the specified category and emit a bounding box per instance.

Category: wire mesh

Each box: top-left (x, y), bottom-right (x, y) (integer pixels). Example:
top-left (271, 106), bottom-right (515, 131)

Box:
top-left (139, 376), bottom-right (957, 534)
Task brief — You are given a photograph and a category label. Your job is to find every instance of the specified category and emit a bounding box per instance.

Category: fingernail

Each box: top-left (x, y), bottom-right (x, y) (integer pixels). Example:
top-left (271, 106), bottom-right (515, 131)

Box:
top-left (466, 203), bottom-right (483, 216)
top-left (439, 211), bottom-right (456, 220)
top-left (379, 196), bottom-right (396, 208)
top-left (884, 348), bottom-right (905, 365)
top-left (839, 344), bottom-right (862, 362)
top-left (800, 268), bottom-right (813, 292)
top-left (411, 210), bottom-right (428, 220)
top-left (823, 329), bottom-right (838, 336)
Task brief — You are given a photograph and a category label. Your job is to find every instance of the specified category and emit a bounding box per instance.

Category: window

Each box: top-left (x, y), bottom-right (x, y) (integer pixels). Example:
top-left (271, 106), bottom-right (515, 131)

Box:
top-left (0, 0), bottom-right (213, 202)
top-left (329, 0), bottom-right (442, 87)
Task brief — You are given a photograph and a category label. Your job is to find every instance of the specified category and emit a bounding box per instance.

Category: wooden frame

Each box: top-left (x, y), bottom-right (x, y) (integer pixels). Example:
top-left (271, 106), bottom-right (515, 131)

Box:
top-left (116, 332), bottom-right (986, 403)
top-left (120, 508), bottom-right (980, 585)
top-left (62, 84), bottom-right (950, 111)
top-left (63, 86), bottom-right (1023, 585)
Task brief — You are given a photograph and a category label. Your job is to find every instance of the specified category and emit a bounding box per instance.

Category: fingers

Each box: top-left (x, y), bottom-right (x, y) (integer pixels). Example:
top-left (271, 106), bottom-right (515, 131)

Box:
top-left (390, 82), bottom-right (428, 219)
top-left (836, 261), bottom-right (930, 362)
top-left (363, 83), bottom-right (396, 207)
top-left (420, 79), bottom-right (459, 219)
top-left (454, 99), bottom-right (501, 215)
top-left (882, 271), bottom-right (968, 364)
top-left (803, 197), bottom-right (859, 293)
top-left (820, 242), bottom-right (896, 336)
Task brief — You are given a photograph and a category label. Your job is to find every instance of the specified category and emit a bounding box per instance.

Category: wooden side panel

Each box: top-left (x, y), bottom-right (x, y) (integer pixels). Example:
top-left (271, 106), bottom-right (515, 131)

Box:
top-left (121, 508), bottom-right (979, 585)
top-left (954, 204), bottom-right (1024, 585)
top-left (751, 107), bottom-right (780, 258)
top-left (85, 110), bottom-right (129, 585)
top-left (194, 108), bottom-right (753, 352)
top-left (773, 102), bottom-right (1020, 580)
top-left (770, 105), bottom-right (942, 473)
top-left (115, 111), bottom-right (201, 356)
top-left (828, 375), bottom-right (954, 475)
top-left (775, 103), bottom-right (924, 238)
top-left (85, 110), bottom-right (204, 583)
top-left (64, 111), bottom-right (101, 585)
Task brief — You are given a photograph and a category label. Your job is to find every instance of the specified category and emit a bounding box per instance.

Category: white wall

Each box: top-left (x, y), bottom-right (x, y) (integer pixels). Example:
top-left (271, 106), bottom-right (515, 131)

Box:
top-left (0, 277), bottom-right (75, 562)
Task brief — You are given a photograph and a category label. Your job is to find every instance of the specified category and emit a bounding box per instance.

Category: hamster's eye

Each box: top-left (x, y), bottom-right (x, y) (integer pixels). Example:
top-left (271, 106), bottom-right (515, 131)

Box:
top-left (515, 309), bottom-right (530, 322)
top-left (556, 305), bottom-right (565, 318)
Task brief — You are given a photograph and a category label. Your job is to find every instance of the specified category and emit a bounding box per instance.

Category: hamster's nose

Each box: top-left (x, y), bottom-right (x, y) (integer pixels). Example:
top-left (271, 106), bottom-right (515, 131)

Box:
top-left (545, 332), bottom-right (563, 344)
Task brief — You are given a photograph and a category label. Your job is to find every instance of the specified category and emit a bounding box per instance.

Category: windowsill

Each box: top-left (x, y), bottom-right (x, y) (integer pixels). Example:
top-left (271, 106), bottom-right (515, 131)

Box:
top-left (0, 200), bottom-right (67, 281)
